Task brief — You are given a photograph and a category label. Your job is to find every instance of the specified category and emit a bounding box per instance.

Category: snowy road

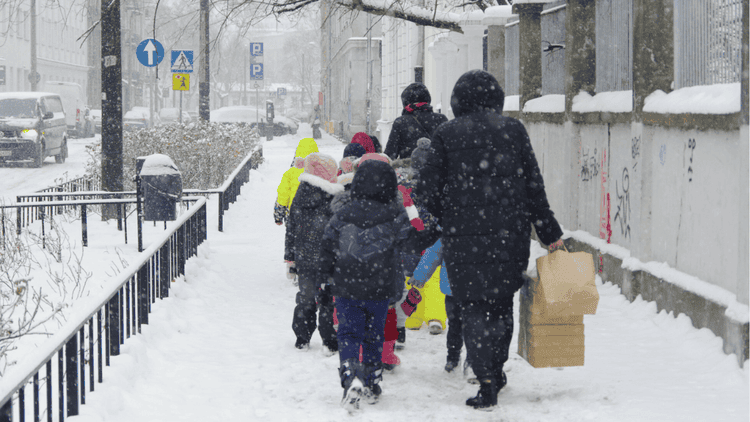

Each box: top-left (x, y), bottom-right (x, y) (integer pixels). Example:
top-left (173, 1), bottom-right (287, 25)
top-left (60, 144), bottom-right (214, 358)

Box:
top-left (65, 126), bottom-right (748, 422)
top-left (0, 136), bottom-right (97, 202)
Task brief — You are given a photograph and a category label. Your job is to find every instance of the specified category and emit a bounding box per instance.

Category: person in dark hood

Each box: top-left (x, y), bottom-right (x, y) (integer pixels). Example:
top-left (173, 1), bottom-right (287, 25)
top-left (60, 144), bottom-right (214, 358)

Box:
top-left (320, 159), bottom-right (416, 410)
top-left (384, 83), bottom-right (448, 160)
top-left (416, 70), bottom-right (564, 410)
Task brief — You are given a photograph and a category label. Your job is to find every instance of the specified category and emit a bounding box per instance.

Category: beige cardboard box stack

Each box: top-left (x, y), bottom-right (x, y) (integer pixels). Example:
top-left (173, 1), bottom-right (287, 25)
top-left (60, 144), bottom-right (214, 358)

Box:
top-left (517, 277), bottom-right (586, 368)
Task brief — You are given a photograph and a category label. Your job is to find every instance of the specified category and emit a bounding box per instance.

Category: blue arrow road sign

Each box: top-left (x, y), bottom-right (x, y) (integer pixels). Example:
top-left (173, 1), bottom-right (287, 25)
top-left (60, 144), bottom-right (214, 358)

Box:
top-left (251, 63), bottom-right (264, 80)
top-left (136, 39), bottom-right (164, 67)
top-left (250, 43), bottom-right (263, 57)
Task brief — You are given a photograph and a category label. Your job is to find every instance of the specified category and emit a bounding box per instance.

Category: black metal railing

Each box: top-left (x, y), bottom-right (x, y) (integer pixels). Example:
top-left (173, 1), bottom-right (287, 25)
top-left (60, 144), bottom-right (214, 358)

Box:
top-left (0, 198), bottom-right (207, 422)
top-left (11, 146), bottom-right (262, 233)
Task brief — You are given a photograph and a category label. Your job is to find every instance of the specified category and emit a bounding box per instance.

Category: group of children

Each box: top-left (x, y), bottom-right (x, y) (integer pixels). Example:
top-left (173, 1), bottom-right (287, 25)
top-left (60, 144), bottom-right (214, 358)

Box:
top-left (274, 133), bottom-right (461, 412)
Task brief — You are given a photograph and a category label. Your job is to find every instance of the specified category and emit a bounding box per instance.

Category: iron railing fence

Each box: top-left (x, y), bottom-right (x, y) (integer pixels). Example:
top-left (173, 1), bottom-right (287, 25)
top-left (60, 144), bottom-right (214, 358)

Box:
top-left (12, 147), bottom-right (262, 233)
top-left (674, 0), bottom-right (743, 89)
top-left (541, 5), bottom-right (566, 95)
top-left (595, 0), bottom-right (634, 93)
top-left (505, 20), bottom-right (520, 96)
top-left (0, 197), bottom-right (208, 422)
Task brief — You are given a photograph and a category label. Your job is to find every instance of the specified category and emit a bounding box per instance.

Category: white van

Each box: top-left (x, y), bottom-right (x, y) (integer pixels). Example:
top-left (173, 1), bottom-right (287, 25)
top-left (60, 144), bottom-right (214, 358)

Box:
top-left (42, 81), bottom-right (94, 138)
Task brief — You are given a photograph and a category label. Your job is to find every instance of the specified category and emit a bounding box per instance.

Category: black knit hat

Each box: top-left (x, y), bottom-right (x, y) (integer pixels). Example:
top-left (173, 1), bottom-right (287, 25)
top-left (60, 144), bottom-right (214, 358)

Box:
top-left (351, 160), bottom-right (398, 204)
top-left (343, 142), bottom-right (366, 159)
top-left (401, 83), bottom-right (432, 106)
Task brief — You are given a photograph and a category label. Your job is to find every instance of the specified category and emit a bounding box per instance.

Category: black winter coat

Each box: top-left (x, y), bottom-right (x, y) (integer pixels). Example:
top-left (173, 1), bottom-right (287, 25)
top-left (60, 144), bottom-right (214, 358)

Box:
top-left (417, 70), bottom-right (563, 302)
top-left (284, 173), bottom-right (344, 274)
top-left (320, 195), bottom-right (415, 302)
top-left (385, 111), bottom-right (448, 160)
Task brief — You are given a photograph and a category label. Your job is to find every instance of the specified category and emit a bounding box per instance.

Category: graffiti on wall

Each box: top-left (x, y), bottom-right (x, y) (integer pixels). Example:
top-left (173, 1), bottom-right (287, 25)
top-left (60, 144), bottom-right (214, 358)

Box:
top-left (581, 147), bottom-right (600, 182)
top-left (659, 144), bottom-right (667, 165)
top-left (686, 138), bottom-right (696, 182)
top-left (613, 167), bottom-right (631, 239)
top-left (598, 149), bottom-right (611, 272)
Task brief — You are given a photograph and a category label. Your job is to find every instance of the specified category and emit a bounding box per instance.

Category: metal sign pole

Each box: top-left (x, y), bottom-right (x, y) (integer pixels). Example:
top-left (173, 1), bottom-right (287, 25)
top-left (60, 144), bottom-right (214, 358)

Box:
top-left (179, 90), bottom-right (183, 124)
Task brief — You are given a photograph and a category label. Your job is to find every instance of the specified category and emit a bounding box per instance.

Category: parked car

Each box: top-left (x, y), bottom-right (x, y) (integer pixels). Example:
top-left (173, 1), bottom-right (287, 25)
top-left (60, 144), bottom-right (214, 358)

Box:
top-left (0, 92), bottom-right (68, 167)
top-left (90, 109), bottom-right (102, 134)
top-left (42, 81), bottom-right (94, 138)
top-left (274, 116), bottom-right (298, 135)
top-left (123, 107), bottom-right (160, 131)
top-left (210, 106), bottom-right (260, 125)
top-left (159, 107), bottom-right (193, 125)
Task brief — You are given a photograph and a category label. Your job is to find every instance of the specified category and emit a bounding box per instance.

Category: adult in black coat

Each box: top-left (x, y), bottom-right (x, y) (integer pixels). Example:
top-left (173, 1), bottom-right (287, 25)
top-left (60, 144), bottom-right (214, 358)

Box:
top-left (384, 83), bottom-right (448, 160)
top-left (416, 70), bottom-right (564, 409)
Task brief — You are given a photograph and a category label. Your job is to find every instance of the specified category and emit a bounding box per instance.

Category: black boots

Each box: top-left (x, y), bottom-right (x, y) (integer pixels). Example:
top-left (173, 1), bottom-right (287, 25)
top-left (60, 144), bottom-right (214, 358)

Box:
top-left (466, 378), bottom-right (498, 410)
top-left (339, 359), bottom-right (383, 411)
top-left (362, 362), bottom-right (383, 404)
top-left (340, 359), bottom-right (364, 412)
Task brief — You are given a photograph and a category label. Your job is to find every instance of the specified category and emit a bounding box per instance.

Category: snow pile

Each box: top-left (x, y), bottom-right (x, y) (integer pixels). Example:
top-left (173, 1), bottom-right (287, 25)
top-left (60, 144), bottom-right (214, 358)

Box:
top-left (643, 83), bottom-right (741, 115)
top-left (523, 94), bottom-right (565, 113)
top-left (572, 90), bottom-right (633, 113)
top-left (484, 5), bottom-right (514, 18)
top-left (139, 154), bottom-right (181, 176)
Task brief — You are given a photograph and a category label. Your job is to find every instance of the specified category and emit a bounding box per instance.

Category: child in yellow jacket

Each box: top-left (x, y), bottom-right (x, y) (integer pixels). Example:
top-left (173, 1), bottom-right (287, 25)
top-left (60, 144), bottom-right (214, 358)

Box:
top-left (274, 138), bottom-right (319, 225)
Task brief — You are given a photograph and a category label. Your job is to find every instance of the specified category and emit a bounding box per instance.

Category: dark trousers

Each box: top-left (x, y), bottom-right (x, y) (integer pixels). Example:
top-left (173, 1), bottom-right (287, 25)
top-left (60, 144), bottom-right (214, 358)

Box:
top-left (292, 271), bottom-right (337, 348)
top-left (336, 297), bottom-right (389, 365)
top-left (445, 295), bottom-right (464, 363)
top-left (461, 295), bottom-right (514, 382)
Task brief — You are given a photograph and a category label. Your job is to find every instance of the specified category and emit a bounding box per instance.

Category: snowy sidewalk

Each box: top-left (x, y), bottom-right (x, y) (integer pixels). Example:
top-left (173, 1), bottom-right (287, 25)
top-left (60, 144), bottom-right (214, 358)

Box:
top-left (70, 127), bottom-right (749, 422)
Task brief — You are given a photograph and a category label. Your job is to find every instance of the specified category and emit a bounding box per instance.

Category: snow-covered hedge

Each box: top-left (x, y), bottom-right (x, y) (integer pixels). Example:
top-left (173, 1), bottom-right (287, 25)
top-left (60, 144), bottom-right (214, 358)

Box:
top-left (86, 121), bottom-right (263, 190)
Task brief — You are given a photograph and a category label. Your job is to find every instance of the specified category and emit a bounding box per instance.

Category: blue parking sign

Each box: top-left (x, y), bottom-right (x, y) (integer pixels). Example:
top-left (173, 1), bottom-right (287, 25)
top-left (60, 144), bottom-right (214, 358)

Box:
top-left (250, 43), bottom-right (263, 57)
top-left (251, 63), bottom-right (264, 80)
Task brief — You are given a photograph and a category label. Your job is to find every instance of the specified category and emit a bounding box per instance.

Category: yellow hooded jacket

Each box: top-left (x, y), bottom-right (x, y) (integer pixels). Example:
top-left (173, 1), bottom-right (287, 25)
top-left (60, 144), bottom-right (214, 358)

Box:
top-left (276, 138), bottom-right (319, 209)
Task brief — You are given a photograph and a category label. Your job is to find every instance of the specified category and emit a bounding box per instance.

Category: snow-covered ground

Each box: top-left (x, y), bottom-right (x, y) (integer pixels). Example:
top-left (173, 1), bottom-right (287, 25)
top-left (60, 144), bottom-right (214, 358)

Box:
top-left (50, 124), bottom-right (748, 421)
top-left (0, 135), bottom-right (97, 202)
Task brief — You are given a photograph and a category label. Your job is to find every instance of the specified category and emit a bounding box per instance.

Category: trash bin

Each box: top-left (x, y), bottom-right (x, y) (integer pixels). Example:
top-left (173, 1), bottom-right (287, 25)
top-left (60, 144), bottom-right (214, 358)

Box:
top-left (139, 154), bottom-right (182, 221)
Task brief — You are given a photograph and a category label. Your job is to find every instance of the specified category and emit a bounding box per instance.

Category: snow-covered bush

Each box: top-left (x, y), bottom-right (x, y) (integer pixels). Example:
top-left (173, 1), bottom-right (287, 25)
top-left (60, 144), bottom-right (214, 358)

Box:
top-left (86, 121), bottom-right (263, 190)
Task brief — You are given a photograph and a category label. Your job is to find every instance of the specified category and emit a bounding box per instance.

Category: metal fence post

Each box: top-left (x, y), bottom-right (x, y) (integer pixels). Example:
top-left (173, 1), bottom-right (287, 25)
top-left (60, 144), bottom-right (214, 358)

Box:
top-left (108, 293), bottom-right (120, 356)
top-left (66, 334), bottom-right (79, 416)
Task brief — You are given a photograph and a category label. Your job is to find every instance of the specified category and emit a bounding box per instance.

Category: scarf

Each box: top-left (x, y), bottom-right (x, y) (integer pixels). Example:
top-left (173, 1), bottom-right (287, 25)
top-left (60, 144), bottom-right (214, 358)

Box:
top-left (403, 102), bottom-right (432, 114)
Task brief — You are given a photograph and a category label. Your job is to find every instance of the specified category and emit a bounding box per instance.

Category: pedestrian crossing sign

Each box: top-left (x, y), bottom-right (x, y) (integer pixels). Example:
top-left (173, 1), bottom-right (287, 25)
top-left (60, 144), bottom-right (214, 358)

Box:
top-left (171, 50), bottom-right (193, 73)
top-left (172, 74), bottom-right (190, 91)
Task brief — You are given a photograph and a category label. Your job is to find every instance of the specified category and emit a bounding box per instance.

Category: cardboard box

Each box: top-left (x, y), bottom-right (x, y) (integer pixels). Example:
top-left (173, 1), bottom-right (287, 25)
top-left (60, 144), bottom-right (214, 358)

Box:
top-left (518, 279), bottom-right (586, 368)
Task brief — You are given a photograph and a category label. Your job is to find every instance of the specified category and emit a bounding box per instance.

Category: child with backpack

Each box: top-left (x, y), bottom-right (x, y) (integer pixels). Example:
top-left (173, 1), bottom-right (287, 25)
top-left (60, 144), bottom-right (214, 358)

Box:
top-left (320, 160), bottom-right (418, 412)
top-left (284, 153), bottom-right (343, 352)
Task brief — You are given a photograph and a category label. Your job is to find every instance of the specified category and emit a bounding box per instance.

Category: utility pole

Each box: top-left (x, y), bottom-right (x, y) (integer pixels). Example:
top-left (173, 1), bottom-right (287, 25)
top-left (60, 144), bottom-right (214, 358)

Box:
top-left (101, 0), bottom-right (124, 218)
top-left (30, 0), bottom-right (37, 91)
top-left (199, 0), bottom-right (210, 121)
top-left (366, 13), bottom-right (372, 134)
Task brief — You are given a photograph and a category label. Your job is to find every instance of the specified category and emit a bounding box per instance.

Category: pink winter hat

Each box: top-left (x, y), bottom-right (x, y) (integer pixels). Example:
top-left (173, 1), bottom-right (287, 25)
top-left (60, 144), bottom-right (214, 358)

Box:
top-left (339, 156), bottom-right (358, 174)
top-left (356, 153), bottom-right (391, 169)
top-left (304, 153), bottom-right (338, 183)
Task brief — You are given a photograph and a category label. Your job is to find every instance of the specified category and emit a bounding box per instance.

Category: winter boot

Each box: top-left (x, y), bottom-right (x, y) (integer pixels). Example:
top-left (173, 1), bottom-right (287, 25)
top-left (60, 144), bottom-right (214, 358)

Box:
top-left (381, 340), bottom-right (401, 371)
top-left (340, 359), bottom-right (364, 412)
top-left (466, 378), bottom-right (497, 410)
top-left (295, 338), bottom-right (309, 350)
top-left (445, 357), bottom-right (460, 373)
top-left (362, 362), bottom-right (383, 405)
top-left (428, 319), bottom-right (443, 335)
top-left (395, 327), bottom-right (406, 350)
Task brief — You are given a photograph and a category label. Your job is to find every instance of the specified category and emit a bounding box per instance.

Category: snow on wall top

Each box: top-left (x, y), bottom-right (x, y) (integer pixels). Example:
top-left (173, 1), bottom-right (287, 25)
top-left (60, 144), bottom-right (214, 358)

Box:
top-left (565, 228), bottom-right (750, 324)
top-left (523, 94), bottom-right (565, 113)
top-left (504, 95), bottom-right (520, 111)
top-left (573, 90), bottom-right (633, 113)
top-left (484, 5), bottom-right (514, 18)
top-left (643, 83), bottom-right (741, 115)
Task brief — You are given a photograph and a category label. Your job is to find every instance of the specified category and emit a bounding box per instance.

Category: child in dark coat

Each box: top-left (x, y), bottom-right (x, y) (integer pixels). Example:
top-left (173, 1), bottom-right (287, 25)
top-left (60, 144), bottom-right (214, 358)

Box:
top-left (320, 160), bottom-right (416, 411)
top-left (284, 153), bottom-right (344, 352)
